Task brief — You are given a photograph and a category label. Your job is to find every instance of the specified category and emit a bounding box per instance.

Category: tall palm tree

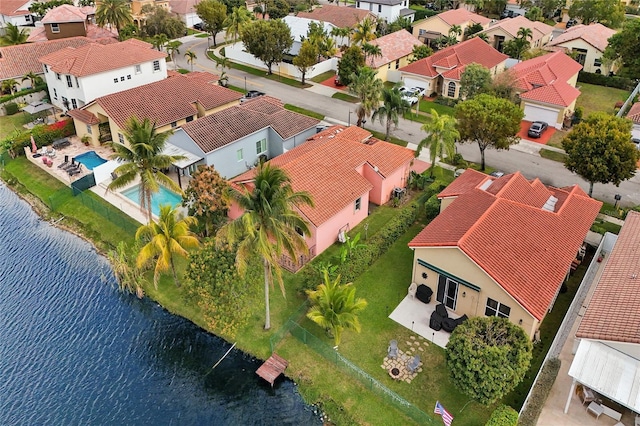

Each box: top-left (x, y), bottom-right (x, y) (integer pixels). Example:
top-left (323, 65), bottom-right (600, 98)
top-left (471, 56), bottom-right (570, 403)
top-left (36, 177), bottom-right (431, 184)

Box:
top-left (223, 6), bottom-right (253, 41)
top-left (361, 42), bottom-right (382, 67)
top-left (166, 40), bottom-right (182, 70)
top-left (351, 17), bottom-right (376, 46)
top-left (416, 109), bottom-right (460, 177)
top-left (96, 0), bottom-right (133, 31)
top-left (331, 26), bottom-right (351, 47)
top-left (151, 33), bottom-right (168, 52)
top-left (306, 272), bottom-right (367, 348)
top-left (372, 86), bottom-right (411, 141)
top-left (517, 27), bottom-right (533, 41)
top-left (108, 117), bottom-right (184, 223)
top-left (136, 205), bottom-right (200, 289)
top-left (0, 23), bottom-right (28, 46)
top-left (449, 24), bottom-right (462, 39)
top-left (1, 79), bottom-right (18, 95)
top-left (184, 49), bottom-right (197, 71)
top-left (22, 72), bottom-right (41, 88)
top-left (348, 67), bottom-right (383, 127)
top-left (216, 163), bottom-right (314, 330)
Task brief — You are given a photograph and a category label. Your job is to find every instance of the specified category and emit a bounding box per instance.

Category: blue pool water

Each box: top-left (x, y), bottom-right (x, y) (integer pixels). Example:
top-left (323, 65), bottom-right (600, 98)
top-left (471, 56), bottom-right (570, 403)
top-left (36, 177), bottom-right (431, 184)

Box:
top-left (74, 150), bottom-right (108, 170)
top-left (122, 184), bottom-right (182, 216)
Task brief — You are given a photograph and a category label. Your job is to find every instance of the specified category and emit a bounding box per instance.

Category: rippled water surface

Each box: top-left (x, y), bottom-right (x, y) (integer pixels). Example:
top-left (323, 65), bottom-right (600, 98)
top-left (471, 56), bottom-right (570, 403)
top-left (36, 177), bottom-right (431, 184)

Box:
top-left (0, 183), bottom-right (320, 425)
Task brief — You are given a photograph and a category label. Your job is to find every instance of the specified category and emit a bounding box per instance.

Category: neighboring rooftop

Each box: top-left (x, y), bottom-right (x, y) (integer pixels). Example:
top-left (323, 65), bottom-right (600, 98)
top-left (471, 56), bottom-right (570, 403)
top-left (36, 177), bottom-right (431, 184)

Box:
top-left (297, 5), bottom-right (376, 28)
top-left (409, 168), bottom-right (601, 321)
top-left (69, 72), bottom-right (240, 128)
top-left (547, 23), bottom-right (616, 53)
top-left (367, 29), bottom-right (422, 69)
top-left (168, 0), bottom-right (199, 15)
top-left (180, 96), bottom-right (320, 154)
top-left (41, 4), bottom-right (94, 23)
top-left (399, 37), bottom-right (508, 80)
top-left (627, 103), bottom-right (640, 124)
top-left (0, 0), bottom-right (30, 17)
top-left (38, 38), bottom-right (165, 77)
top-left (232, 125), bottom-right (414, 226)
top-left (428, 8), bottom-right (491, 26)
top-left (27, 24), bottom-right (118, 42)
top-left (483, 15), bottom-right (554, 44)
top-left (577, 211), bottom-right (640, 343)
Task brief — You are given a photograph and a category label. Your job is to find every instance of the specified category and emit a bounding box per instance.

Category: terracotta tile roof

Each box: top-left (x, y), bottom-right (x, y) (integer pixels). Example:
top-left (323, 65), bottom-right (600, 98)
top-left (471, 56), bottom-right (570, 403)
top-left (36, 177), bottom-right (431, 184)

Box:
top-left (0, 37), bottom-right (106, 81)
top-left (67, 108), bottom-right (100, 125)
top-left (399, 37), bottom-right (507, 79)
top-left (368, 30), bottom-right (422, 69)
top-left (42, 4), bottom-right (90, 23)
top-left (547, 23), bottom-right (616, 53)
top-left (26, 24), bottom-right (118, 43)
top-left (231, 125), bottom-right (415, 226)
top-left (180, 96), bottom-right (320, 153)
top-left (482, 15), bottom-right (554, 44)
top-left (577, 212), bottom-right (640, 343)
top-left (627, 103), bottom-right (640, 124)
top-left (434, 8), bottom-right (491, 26)
top-left (0, 0), bottom-right (30, 16)
top-left (168, 0), bottom-right (199, 15)
top-left (38, 38), bottom-right (165, 77)
top-left (519, 80), bottom-right (581, 107)
top-left (409, 169), bottom-right (601, 320)
top-left (78, 72), bottom-right (240, 128)
top-left (297, 5), bottom-right (377, 28)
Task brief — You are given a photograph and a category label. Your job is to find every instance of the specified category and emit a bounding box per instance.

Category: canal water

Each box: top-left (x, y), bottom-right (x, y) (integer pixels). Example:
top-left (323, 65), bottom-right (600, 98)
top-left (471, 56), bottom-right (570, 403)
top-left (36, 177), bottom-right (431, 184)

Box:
top-left (0, 183), bottom-right (320, 425)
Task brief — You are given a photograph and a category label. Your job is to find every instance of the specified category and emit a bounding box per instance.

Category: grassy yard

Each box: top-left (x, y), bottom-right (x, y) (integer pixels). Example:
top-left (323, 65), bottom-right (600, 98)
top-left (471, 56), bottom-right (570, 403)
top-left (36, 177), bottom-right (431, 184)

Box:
top-left (284, 104), bottom-right (325, 120)
top-left (310, 71), bottom-right (335, 83)
top-left (332, 92), bottom-right (359, 103)
top-left (539, 148), bottom-right (567, 162)
top-left (417, 100), bottom-right (455, 116)
top-left (575, 83), bottom-right (629, 117)
top-left (545, 129), bottom-right (567, 149)
top-left (366, 128), bottom-right (409, 147)
top-left (0, 113), bottom-right (31, 139)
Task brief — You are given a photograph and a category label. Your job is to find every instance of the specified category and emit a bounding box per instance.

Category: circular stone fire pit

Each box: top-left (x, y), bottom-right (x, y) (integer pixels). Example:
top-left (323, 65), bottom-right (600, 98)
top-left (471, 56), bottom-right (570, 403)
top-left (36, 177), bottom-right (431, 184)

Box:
top-left (389, 367), bottom-right (401, 379)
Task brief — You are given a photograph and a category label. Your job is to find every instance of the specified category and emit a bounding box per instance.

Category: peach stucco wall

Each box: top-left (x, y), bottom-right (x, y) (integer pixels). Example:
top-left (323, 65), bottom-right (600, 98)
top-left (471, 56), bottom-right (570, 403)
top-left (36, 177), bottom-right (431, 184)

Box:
top-left (314, 193), bottom-right (370, 254)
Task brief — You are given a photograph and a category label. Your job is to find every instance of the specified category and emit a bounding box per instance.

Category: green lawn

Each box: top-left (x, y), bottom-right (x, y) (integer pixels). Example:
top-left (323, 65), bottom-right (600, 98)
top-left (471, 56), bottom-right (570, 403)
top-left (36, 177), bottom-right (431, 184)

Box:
top-left (0, 113), bottom-right (30, 139)
top-left (539, 149), bottom-right (567, 162)
top-left (332, 92), bottom-right (359, 103)
top-left (310, 71), bottom-right (335, 83)
top-left (575, 82), bottom-right (629, 117)
top-left (284, 104), bottom-right (325, 120)
top-left (418, 100), bottom-right (455, 116)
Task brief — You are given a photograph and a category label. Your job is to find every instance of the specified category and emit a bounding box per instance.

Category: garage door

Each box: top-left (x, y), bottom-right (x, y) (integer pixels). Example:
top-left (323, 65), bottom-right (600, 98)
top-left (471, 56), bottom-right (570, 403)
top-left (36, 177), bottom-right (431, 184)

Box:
top-left (402, 76), bottom-right (431, 94)
top-left (523, 104), bottom-right (561, 129)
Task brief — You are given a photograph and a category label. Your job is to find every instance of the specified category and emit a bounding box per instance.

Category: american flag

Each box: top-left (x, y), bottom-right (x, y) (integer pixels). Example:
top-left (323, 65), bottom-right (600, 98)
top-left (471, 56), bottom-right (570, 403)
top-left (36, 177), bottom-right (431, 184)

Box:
top-left (434, 401), bottom-right (453, 426)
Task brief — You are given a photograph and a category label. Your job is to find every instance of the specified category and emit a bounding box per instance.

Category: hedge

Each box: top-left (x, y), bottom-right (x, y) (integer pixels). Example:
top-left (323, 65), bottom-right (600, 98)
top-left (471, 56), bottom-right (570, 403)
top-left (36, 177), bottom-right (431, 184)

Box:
top-left (486, 405), bottom-right (518, 426)
top-left (4, 102), bottom-right (19, 115)
top-left (517, 358), bottom-right (561, 426)
top-left (5, 119), bottom-right (75, 156)
top-left (577, 71), bottom-right (636, 91)
top-left (0, 84), bottom-right (47, 104)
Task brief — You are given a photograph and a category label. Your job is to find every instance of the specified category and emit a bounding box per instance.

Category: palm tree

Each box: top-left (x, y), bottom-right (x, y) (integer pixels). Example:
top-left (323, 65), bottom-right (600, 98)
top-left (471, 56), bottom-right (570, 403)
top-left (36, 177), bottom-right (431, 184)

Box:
top-left (448, 24), bottom-right (462, 39)
top-left (224, 6), bottom-right (253, 41)
top-left (136, 205), bottom-right (199, 289)
top-left (348, 67), bottom-right (383, 127)
top-left (1, 79), bottom-right (18, 95)
top-left (151, 33), bottom-right (168, 52)
top-left (216, 163), bottom-right (314, 330)
top-left (96, 0), bottom-right (133, 32)
top-left (166, 40), bottom-right (182, 70)
top-left (372, 86), bottom-right (411, 141)
top-left (108, 117), bottom-right (184, 223)
top-left (361, 43), bottom-right (382, 67)
top-left (416, 109), bottom-right (460, 177)
top-left (184, 49), bottom-right (197, 72)
top-left (351, 17), bottom-right (376, 46)
top-left (331, 26), bottom-right (351, 47)
top-left (22, 72), bottom-right (41, 88)
top-left (472, 32), bottom-right (490, 42)
top-left (306, 271), bottom-right (367, 348)
top-left (517, 27), bottom-right (533, 41)
top-left (108, 241), bottom-right (145, 298)
top-left (0, 23), bottom-right (28, 46)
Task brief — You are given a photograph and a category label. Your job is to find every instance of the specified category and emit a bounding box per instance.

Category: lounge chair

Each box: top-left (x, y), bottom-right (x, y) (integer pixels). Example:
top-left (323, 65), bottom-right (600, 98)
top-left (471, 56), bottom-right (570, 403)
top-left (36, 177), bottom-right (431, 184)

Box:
top-left (387, 340), bottom-right (398, 359)
top-left (407, 355), bottom-right (420, 374)
top-left (57, 155), bottom-right (70, 169)
top-left (67, 163), bottom-right (82, 176)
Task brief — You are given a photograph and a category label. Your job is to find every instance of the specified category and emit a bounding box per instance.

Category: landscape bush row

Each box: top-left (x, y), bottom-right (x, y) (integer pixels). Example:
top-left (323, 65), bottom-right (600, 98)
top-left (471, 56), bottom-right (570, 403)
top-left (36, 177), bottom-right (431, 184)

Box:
top-left (2, 119), bottom-right (75, 157)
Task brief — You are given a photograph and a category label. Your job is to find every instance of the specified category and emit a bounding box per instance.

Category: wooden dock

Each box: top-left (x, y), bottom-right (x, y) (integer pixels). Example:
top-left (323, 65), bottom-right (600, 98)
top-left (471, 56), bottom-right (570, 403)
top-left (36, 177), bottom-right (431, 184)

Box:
top-left (256, 353), bottom-right (288, 386)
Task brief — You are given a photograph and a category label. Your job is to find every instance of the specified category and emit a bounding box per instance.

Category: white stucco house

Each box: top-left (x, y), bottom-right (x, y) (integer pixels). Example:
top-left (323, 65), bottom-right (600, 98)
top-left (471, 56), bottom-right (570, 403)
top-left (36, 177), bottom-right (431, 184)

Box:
top-left (355, 0), bottom-right (414, 23)
top-left (628, 103), bottom-right (640, 140)
top-left (282, 15), bottom-right (336, 55)
top-left (38, 38), bottom-right (167, 112)
top-left (169, 0), bottom-right (202, 28)
top-left (0, 0), bottom-right (34, 27)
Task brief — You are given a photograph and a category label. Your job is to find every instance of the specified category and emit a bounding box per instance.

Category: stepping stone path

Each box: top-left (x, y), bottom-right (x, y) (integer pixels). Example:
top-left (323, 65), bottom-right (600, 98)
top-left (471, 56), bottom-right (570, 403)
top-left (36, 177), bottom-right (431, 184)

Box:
top-left (381, 347), bottom-right (423, 384)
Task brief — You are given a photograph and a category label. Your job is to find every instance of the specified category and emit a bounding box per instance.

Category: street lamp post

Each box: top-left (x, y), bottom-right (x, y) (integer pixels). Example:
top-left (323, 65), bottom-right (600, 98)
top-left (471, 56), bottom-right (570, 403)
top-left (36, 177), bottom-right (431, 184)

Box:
top-left (348, 110), bottom-right (351, 126)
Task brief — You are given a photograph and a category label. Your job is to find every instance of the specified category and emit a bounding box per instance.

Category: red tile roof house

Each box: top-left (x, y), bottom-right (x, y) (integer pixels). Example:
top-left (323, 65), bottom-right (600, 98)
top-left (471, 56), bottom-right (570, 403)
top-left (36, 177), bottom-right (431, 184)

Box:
top-left (478, 15), bottom-right (554, 53)
top-left (168, 0), bottom-right (202, 28)
top-left (408, 168), bottom-right (601, 338)
top-left (167, 96), bottom-right (320, 181)
top-left (361, 29), bottom-right (423, 82)
top-left (27, 4), bottom-right (118, 43)
top-left (297, 4), bottom-right (378, 35)
top-left (411, 8), bottom-right (491, 45)
top-left (509, 50), bottom-right (582, 129)
top-left (398, 37), bottom-right (508, 99)
top-left (67, 72), bottom-right (242, 149)
top-left (0, 0), bottom-right (34, 27)
top-left (546, 23), bottom-right (618, 75)
top-left (627, 102), bottom-right (640, 140)
top-left (566, 211), bottom-right (640, 417)
top-left (229, 125), bottom-right (416, 270)
top-left (38, 38), bottom-right (167, 113)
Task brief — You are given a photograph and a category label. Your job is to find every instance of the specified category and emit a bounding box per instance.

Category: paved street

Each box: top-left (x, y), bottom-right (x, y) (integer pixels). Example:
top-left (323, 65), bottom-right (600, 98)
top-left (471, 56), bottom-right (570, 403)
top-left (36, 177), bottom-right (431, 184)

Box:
top-left (171, 33), bottom-right (640, 207)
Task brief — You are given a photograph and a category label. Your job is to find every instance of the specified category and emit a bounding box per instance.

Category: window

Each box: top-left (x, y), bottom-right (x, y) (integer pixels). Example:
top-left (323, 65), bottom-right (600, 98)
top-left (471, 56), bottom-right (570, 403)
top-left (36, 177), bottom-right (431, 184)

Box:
top-left (255, 138), bottom-right (266, 154)
top-left (127, 74), bottom-right (131, 80)
top-left (71, 99), bottom-right (77, 109)
top-left (120, 76), bottom-right (125, 82)
top-left (395, 59), bottom-right (400, 69)
top-left (378, 4), bottom-right (381, 12)
top-left (118, 133), bottom-right (125, 144)
top-left (51, 23), bottom-right (60, 33)
top-left (485, 298), bottom-right (511, 318)
top-left (66, 75), bottom-right (72, 88)
top-left (44, 64), bottom-right (48, 73)
top-left (355, 197), bottom-right (362, 211)
top-left (75, 77), bottom-right (79, 88)
top-left (186, 115), bottom-right (194, 122)
top-left (572, 48), bottom-right (587, 66)
top-left (153, 60), bottom-right (160, 72)
top-left (369, 3), bottom-right (372, 10)
top-left (86, 125), bottom-right (92, 134)
top-left (135, 64), bottom-right (141, 74)
top-left (356, 1), bottom-right (360, 6)
top-left (114, 78), bottom-right (118, 83)
top-left (53, 88), bottom-right (58, 99)
top-left (447, 82), bottom-right (456, 97)
top-left (25, 15), bottom-right (31, 22)
top-left (236, 148), bottom-right (243, 161)
top-left (295, 226), bottom-right (304, 237)
top-left (170, 121), bottom-right (177, 128)
top-left (388, 63), bottom-right (391, 69)
top-left (56, 73), bottom-right (61, 80)
top-left (594, 58), bottom-right (602, 67)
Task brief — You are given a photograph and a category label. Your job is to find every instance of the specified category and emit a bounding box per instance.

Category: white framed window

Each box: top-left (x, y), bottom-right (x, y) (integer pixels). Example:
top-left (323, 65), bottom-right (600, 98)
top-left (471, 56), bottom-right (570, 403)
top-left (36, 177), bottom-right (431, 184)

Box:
top-left (153, 60), bottom-right (160, 72)
top-left (56, 73), bottom-right (61, 80)
top-left (485, 298), bottom-right (511, 319)
top-left (447, 82), bottom-right (456, 97)
top-left (53, 88), bottom-right (58, 99)
top-left (135, 64), bottom-right (142, 74)
top-left (71, 99), bottom-right (77, 109)
top-left (86, 125), bottom-right (92, 134)
top-left (66, 75), bottom-right (72, 88)
top-left (25, 15), bottom-right (31, 22)
top-left (127, 75), bottom-right (131, 80)
top-left (237, 148), bottom-right (243, 161)
top-left (118, 133), bottom-right (125, 144)
top-left (44, 64), bottom-right (48, 73)
top-left (51, 23), bottom-right (60, 33)
top-left (355, 197), bottom-right (362, 211)
top-left (120, 76), bottom-right (125, 82)
top-left (378, 4), bottom-right (381, 12)
top-left (594, 58), bottom-right (602, 67)
top-left (170, 121), bottom-right (177, 128)
top-left (255, 138), bottom-right (266, 155)
top-left (75, 77), bottom-right (79, 88)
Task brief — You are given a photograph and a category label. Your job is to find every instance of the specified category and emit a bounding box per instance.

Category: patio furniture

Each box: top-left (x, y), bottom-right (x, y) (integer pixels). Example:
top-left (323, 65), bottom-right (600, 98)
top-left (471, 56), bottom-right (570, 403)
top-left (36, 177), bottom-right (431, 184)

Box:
top-left (408, 282), bottom-right (417, 299)
top-left (580, 387), bottom-right (595, 405)
top-left (52, 138), bottom-right (71, 149)
top-left (587, 401), bottom-right (603, 419)
top-left (435, 303), bottom-right (448, 318)
top-left (429, 311), bottom-right (443, 331)
top-left (416, 285), bottom-right (433, 304)
top-left (442, 317), bottom-right (457, 333)
top-left (407, 355), bottom-right (420, 374)
top-left (388, 340), bottom-right (398, 359)
top-left (58, 155), bottom-right (70, 169)
top-left (455, 314), bottom-right (468, 327)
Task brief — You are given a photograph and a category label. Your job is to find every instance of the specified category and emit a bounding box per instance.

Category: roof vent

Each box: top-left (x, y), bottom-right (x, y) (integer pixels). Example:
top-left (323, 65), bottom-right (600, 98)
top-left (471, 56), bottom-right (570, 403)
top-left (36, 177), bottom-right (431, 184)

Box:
top-left (542, 195), bottom-right (558, 212)
top-left (479, 179), bottom-right (493, 191)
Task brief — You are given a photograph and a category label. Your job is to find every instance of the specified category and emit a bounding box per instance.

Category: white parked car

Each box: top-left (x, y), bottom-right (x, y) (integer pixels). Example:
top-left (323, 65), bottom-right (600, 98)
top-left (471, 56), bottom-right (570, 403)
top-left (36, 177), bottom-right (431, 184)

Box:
top-left (398, 86), bottom-right (420, 105)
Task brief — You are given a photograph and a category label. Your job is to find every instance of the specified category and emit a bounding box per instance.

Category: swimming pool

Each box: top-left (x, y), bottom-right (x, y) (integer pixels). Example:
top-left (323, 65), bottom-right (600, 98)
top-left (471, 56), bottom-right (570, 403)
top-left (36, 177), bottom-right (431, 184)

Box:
top-left (121, 184), bottom-right (182, 217)
top-left (74, 151), bottom-right (108, 170)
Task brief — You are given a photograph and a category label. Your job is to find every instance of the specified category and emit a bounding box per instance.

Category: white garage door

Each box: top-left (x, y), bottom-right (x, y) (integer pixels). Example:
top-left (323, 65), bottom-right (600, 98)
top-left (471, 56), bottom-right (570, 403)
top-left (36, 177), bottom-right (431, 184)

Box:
top-left (523, 104), bottom-right (561, 129)
top-left (402, 76), bottom-right (431, 93)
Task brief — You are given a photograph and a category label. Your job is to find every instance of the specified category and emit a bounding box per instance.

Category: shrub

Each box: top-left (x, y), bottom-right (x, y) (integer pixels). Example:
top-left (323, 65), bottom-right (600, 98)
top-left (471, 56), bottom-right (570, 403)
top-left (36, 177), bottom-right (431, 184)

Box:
top-left (577, 71), bottom-right (636, 91)
top-left (4, 102), bottom-right (18, 115)
top-left (518, 358), bottom-right (561, 426)
top-left (434, 97), bottom-right (459, 107)
top-left (424, 194), bottom-right (440, 221)
top-left (8, 118), bottom-right (75, 155)
top-left (486, 405), bottom-right (518, 426)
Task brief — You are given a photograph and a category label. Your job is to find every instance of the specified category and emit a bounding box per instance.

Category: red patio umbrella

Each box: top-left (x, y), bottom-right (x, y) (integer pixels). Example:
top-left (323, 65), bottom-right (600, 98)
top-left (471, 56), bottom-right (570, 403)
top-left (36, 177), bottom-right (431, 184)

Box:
top-left (31, 135), bottom-right (37, 154)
